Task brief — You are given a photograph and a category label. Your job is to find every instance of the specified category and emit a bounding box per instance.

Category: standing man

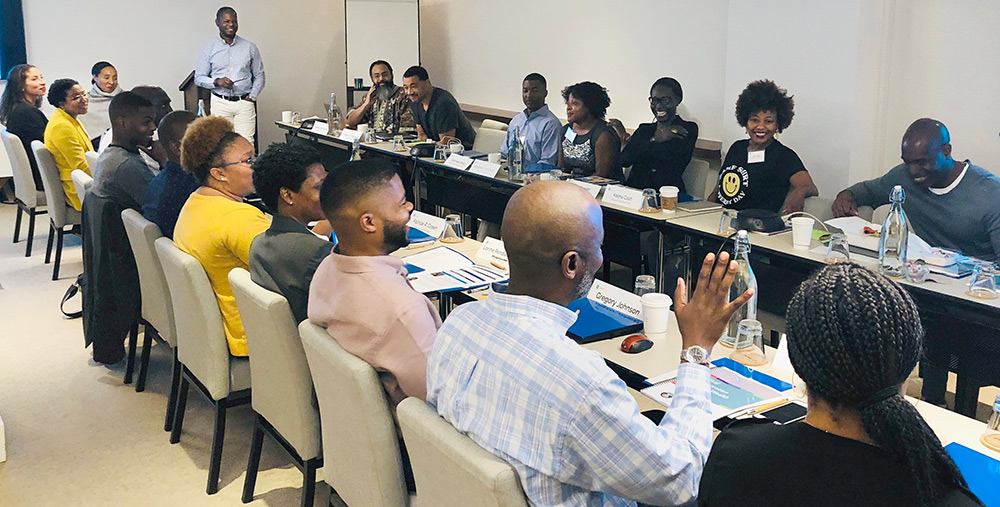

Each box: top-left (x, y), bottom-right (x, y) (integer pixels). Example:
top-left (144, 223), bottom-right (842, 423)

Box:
top-left (402, 66), bottom-right (476, 149)
top-left (345, 60), bottom-right (415, 134)
top-left (195, 6), bottom-right (265, 143)
top-left (501, 73), bottom-right (562, 166)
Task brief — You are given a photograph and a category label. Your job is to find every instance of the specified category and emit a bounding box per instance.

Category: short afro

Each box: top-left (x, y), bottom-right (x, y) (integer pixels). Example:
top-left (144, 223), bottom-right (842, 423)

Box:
top-left (180, 115), bottom-right (241, 183)
top-left (252, 142), bottom-right (323, 213)
top-left (735, 79), bottom-right (794, 132)
top-left (561, 81), bottom-right (611, 121)
top-left (320, 159), bottom-right (398, 221)
top-left (47, 78), bottom-right (79, 108)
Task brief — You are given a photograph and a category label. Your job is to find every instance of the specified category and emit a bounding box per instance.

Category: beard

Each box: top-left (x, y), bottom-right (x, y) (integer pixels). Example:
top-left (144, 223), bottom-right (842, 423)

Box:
top-left (570, 268), bottom-right (597, 301)
top-left (375, 81), bottom-right (394, 100)
top-left (383, 220), bottom-right (410, 251)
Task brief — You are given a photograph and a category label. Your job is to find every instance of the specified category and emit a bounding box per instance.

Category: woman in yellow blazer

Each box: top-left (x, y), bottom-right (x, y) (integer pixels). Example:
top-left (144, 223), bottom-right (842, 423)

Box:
top-left (43, 78), bottom-right (93, 210)
top-left (173, 116), bottom-right (270, 356)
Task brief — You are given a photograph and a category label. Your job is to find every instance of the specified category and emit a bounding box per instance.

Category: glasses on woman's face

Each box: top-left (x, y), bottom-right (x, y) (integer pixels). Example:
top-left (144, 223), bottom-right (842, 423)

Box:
top-left (648, 96), bottom-right (675, 107)
top-left (220, 155), bottom-right (257, 167)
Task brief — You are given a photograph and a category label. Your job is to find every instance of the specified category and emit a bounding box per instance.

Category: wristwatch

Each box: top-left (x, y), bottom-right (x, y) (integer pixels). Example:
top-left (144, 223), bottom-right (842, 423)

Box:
top-left (680, 345), bottom-right (710, 366)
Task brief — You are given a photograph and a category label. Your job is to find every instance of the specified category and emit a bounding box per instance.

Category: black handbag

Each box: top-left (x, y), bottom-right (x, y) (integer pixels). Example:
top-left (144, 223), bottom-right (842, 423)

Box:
top-left (60, 274), bottom-right (84, 319)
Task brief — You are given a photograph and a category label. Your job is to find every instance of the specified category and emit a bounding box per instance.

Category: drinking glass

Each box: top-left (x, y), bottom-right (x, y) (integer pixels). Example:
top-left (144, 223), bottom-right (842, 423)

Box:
top-left (433, 144), bottom-right (448, 162)
top-left (441, 214), bottom-right (464, 243)
top-left (826, 233), bottom-right (851, 263)
top-left (634, 275), bottom-right (656, 296)
top-left (906, 260), bottom-right (930, 284)
top-left (718, 210), bottom-right (738, 236)
top-left (639, 189), bottom-right (660, 212)
top-left (549, 169), bottom-right (564, 181)
top-left (730, 319), bottom-right (767, 366)
top-left (392, 134), bottom-right (405, 151)
top-left (967, 262), bottom-right (998, 299)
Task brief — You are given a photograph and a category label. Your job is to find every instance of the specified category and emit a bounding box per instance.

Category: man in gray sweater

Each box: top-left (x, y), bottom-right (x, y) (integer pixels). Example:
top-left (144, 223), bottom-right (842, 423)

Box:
top-left (833, 118), bottom-right (1000, 409)
top-left (92, 92), bottom-right (156, 209)
top-left (832, 118), bottom-right (1000, 262)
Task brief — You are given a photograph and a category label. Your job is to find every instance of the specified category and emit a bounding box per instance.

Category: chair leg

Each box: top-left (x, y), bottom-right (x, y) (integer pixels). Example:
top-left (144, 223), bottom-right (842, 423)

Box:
top-left (207, 401), bottom-right (229, 495)
top-left (13, 205), bottom-right (23, 243)
top-left (136, 324), bottom-right (154, 392)
top-left (25, 208), bottom-right (36, 257)
top-left (164, 350), bottom-right (181, 432)
top-left (169, 377), bottom-right (190, 444)
top-left (44, 222), bottom-right (54, 264)
top-left (301, 458), bottom-right (319, 507)
top-left (242, 414), bottom-right (266, 503)
top-left (51, 228), bottom-right (64, 280)
top-left (124, 322), bottom-right (139, 385)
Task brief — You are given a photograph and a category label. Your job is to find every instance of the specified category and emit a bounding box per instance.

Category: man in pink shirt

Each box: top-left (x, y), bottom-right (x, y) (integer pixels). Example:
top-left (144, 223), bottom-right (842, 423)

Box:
top-left (308, 159), bottom-right (441, 404)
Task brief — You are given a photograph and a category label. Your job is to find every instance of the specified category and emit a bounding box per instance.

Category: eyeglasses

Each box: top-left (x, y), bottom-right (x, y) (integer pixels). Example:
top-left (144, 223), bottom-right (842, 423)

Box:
top-left (220, 155), bottom-right (257, 167)
top-left (648, 96), bottom-right (676, 106)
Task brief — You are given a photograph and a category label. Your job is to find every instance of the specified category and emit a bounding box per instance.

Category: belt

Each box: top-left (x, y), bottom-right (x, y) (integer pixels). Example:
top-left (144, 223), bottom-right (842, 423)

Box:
top-left (213, 92), bottom-right (250, 101)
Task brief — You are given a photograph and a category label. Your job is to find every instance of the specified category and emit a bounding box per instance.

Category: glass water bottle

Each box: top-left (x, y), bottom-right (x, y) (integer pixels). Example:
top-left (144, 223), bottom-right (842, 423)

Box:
top-left (722, 230), bottom-right (759, 347)
top-left (878, 185), bottom-right (908, 277)
top-left (327, 92), bottom-right (343, 136)
top-left (508, 127), bottom-right (524, 183)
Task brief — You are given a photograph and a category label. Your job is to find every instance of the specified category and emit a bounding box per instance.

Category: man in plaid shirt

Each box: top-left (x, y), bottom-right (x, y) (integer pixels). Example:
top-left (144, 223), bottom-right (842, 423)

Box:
top-left (427, 181), bottom-right (753, 506)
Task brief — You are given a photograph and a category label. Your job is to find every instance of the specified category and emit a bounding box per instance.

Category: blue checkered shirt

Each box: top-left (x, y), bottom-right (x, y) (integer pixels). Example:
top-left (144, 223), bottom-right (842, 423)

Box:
top-left (426, 292), bottom-right (713, 506)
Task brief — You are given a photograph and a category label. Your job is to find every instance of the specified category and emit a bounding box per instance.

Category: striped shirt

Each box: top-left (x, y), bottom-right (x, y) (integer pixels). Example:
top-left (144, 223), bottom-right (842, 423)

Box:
top-left (426, 292), bottom-right (713, 506)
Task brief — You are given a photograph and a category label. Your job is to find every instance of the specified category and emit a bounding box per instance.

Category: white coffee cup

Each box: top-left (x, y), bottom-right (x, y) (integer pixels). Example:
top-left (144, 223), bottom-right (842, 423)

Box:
top-left (791, 216), bottom-right (815, 249)
top-left (640, 292), bottom-right (673, 339)
top-left (488, 153), bottom-right (501, 164)
top-left (357, 123), bottom-right (369, 135)
top-left (281, 110), bottom-right (293, 123)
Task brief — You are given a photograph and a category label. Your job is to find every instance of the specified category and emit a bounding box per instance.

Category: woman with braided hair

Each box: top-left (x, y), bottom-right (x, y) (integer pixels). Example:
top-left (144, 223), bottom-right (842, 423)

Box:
top-left (698, 263), bottom-right (981, 506)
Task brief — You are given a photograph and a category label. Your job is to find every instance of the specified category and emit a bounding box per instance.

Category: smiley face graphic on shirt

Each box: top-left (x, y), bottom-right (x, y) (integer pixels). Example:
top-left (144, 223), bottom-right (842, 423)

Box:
top-left (717, 165), bottom-right (750, 206)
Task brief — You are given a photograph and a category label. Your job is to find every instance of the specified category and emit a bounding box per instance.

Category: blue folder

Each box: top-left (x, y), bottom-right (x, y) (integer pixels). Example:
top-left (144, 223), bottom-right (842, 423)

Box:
top-left (407, 227), bottom-right (437, 245)
top-left (945, 442), bottom-right (1000, 505)
top-left (566, 298), bottom-right (644, 344)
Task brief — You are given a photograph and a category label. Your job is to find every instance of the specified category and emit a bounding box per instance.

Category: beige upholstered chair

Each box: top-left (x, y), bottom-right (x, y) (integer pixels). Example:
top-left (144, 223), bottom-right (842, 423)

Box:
top-left (803, 196), bottom-right (835, 223)
top-left (472, 124), bottom-right (509, 155)
top-left (299, 320), bottom-right (415, 507)
top-left (397, 398), bottom-right (527, 507)
top-left (228, 268), bottom-right (322, 507)
top-left (480, 119), bottom-right (508, 131)
top-left (872, 204), bottom-right (891, 225)
top-left (84, 150), bottom-right (99, 174)
top-left (31, 140), bottom-right (81, 280)
top-left (681, 158), bottom-right (717, 200)
top-left (155, 237), bottom-right (251, 495)
top-left (70, 169), bottom-right (93, 207)
top-left (1, 129), bottom-right (46, 257)
top-left (121, 210), bottom-right (178, 417)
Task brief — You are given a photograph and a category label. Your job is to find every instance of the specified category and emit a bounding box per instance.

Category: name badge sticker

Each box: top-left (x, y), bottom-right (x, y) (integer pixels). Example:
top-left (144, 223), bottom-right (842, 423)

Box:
top-left (564, 129), bottom-right (577, 143)
top-left (747, 150), bottom-right (766, 164)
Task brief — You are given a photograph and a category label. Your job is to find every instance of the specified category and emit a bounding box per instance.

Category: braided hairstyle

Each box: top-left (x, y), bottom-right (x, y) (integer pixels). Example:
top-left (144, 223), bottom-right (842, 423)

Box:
top-left (786, 263), bottom-right (978, 507)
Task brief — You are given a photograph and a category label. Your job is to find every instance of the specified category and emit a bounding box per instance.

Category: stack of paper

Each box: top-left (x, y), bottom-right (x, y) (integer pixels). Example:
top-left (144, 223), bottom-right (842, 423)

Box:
top-left (404, 246), bottom-right (507, 293)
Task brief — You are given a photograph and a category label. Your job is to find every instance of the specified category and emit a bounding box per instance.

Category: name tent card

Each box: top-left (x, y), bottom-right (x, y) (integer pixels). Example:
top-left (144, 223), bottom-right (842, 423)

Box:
top-left (475, 237), bottom-right (508, 267)
top-left (569, 179), bottom-right (601, 197)
top-left (338, 128), bottom-right (363, 142)
top-left (586, 279), bottom-right (643, 320)
top-left (602, 186), bottom-right (645, 211)
top-left (469, 159), bottom-right (502, 178)
top-left (407, 210), bottom-right (447, 239)
top-left (310, 120), bottom-right (329, 135)
top-left (443, 153), bottom-right (474, 170)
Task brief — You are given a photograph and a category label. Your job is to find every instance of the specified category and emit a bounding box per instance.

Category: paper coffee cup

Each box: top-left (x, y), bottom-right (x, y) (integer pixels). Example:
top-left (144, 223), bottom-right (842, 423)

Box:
top-left (640, 292), bottom-right (672, 338)
top-left (659, 186), bottom-right (679, 211)
top-left (357, 123), bottom-right (369, 135)
top-left (488, 153), bottom-right (501, 164)
top-left (281, 110), bottom-right (293, 123)
top-left (791, 216), bottom-right (814, 249)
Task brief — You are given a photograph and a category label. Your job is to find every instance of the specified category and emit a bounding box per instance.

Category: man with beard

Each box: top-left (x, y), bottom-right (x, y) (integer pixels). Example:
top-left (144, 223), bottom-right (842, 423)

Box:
top-left (308, 159), bottom-right (441, 404)
top-left (98, 85), bottom-right (174, 173)
top-left (194, 6), bottom-right (265, 142)
top-left (345, 60), bottom-right (414, 134)
top-left (426, 180), bottom-right (754, 506)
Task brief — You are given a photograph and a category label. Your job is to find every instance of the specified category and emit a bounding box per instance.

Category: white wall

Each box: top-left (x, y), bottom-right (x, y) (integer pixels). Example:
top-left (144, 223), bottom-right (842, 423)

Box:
top-left (21, 0), bottom-right (346, 149)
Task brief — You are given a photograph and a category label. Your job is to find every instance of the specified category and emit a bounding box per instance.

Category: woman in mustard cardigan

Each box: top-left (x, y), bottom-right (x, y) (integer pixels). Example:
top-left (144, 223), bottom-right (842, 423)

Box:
top-left (43, 78), bottom-right (93, 210)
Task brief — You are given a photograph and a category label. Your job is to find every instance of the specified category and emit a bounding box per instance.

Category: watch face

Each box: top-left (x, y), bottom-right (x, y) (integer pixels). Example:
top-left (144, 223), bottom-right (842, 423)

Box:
top-left (687, 346), bottom-right (708, 363)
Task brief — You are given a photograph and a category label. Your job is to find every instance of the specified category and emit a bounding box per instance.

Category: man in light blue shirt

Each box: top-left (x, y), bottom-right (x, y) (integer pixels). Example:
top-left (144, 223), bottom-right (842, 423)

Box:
top-left (195, 6), bottom-right (265, 142)
top-left (500, 73), bottom-right (562, 166)
top-left (427, 181), bottom-right (754, 506)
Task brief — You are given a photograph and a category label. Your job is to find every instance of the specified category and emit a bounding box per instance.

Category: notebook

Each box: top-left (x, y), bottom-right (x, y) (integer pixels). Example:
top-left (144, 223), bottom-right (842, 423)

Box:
top-left (565, 298), bottom-right (644, 344)
top-left (944, 442), bottom-right (1000, 504)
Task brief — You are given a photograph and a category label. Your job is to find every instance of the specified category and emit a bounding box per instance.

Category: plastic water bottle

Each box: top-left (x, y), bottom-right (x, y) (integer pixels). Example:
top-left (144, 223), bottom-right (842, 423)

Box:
top-left (196, 99), bottom-right (206, 117)
top-left (878, 185), bottom-right (908, 277)
top-left (327, 92), bottom-right (343, 136)
top-left (722, 230), bottom-right (759, 347)
top-left (508, 126), bottom-right (524, 183)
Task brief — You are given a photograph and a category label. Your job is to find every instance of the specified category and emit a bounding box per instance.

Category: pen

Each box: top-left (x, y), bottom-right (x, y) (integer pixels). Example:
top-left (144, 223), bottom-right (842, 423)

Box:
top-left (732, 398), bottom-right (789, 419)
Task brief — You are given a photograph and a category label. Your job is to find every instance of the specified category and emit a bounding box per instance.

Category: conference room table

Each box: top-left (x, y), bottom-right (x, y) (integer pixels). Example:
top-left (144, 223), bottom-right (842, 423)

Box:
top-left (277, 121), bottom-right (998, 418)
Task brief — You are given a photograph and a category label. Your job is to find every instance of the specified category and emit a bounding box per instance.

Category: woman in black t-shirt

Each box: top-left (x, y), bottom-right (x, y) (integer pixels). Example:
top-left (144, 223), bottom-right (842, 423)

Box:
top-left (609, 77), bottom-right (698, 192)
top-left (0, 64), bottom-right (49, 189)
top-left (708, 80), bottom-right (817, 213)
top-left (699, 263), bottom-right (982, 507)
top-left (557, 81), bottom-right (622, 180)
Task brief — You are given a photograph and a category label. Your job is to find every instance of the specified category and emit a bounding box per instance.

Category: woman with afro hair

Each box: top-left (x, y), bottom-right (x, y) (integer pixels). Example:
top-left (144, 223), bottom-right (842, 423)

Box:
top-left (172, 116), bottom-right (271, 357)
top-left (557, 81), bottom-right (623, 180)
top-left (709, 80), bottom-right (817, 213)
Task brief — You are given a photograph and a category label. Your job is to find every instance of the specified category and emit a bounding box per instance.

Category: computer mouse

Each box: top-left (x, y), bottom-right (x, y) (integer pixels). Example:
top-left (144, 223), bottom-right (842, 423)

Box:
top-left (621, 334), bottom-right (653, 354)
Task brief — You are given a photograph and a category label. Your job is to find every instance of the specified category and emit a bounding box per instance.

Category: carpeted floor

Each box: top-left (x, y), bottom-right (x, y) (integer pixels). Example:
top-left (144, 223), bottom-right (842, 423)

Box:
top-left (0, 203), bottom-right (337, 506)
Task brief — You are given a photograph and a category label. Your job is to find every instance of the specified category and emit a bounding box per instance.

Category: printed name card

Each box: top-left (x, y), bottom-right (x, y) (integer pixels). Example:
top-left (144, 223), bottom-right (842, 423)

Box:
top-left (443, 154), bottom-right (474, 170)
top-left (407, 210), bottom-right (447, 239)
top-left (569, 179), bottom-right (601, 197)
top-left (338, 128), bottom-right (362, 142)
top-left (310, 121), bottom-right (329, 135)
top-left (475, 237), bottom-right (508, 268)
top-left (602, 185), bottom-right (645, 210)
top-left (586, 279), bottom-right (643, 320)
top-left (469, 159), bottom-right (502, 178)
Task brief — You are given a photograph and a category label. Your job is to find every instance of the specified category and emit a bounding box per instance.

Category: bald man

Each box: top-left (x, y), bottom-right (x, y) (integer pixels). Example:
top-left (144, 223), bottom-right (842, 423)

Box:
top-left (308, 160), bottom-right (440, 404)
top-left (426, 181), bottom-right (753, 506)
top-left (142, 110), bottom-right (199, 238)
top-left (832, 118), bottom-right (1000, 261)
